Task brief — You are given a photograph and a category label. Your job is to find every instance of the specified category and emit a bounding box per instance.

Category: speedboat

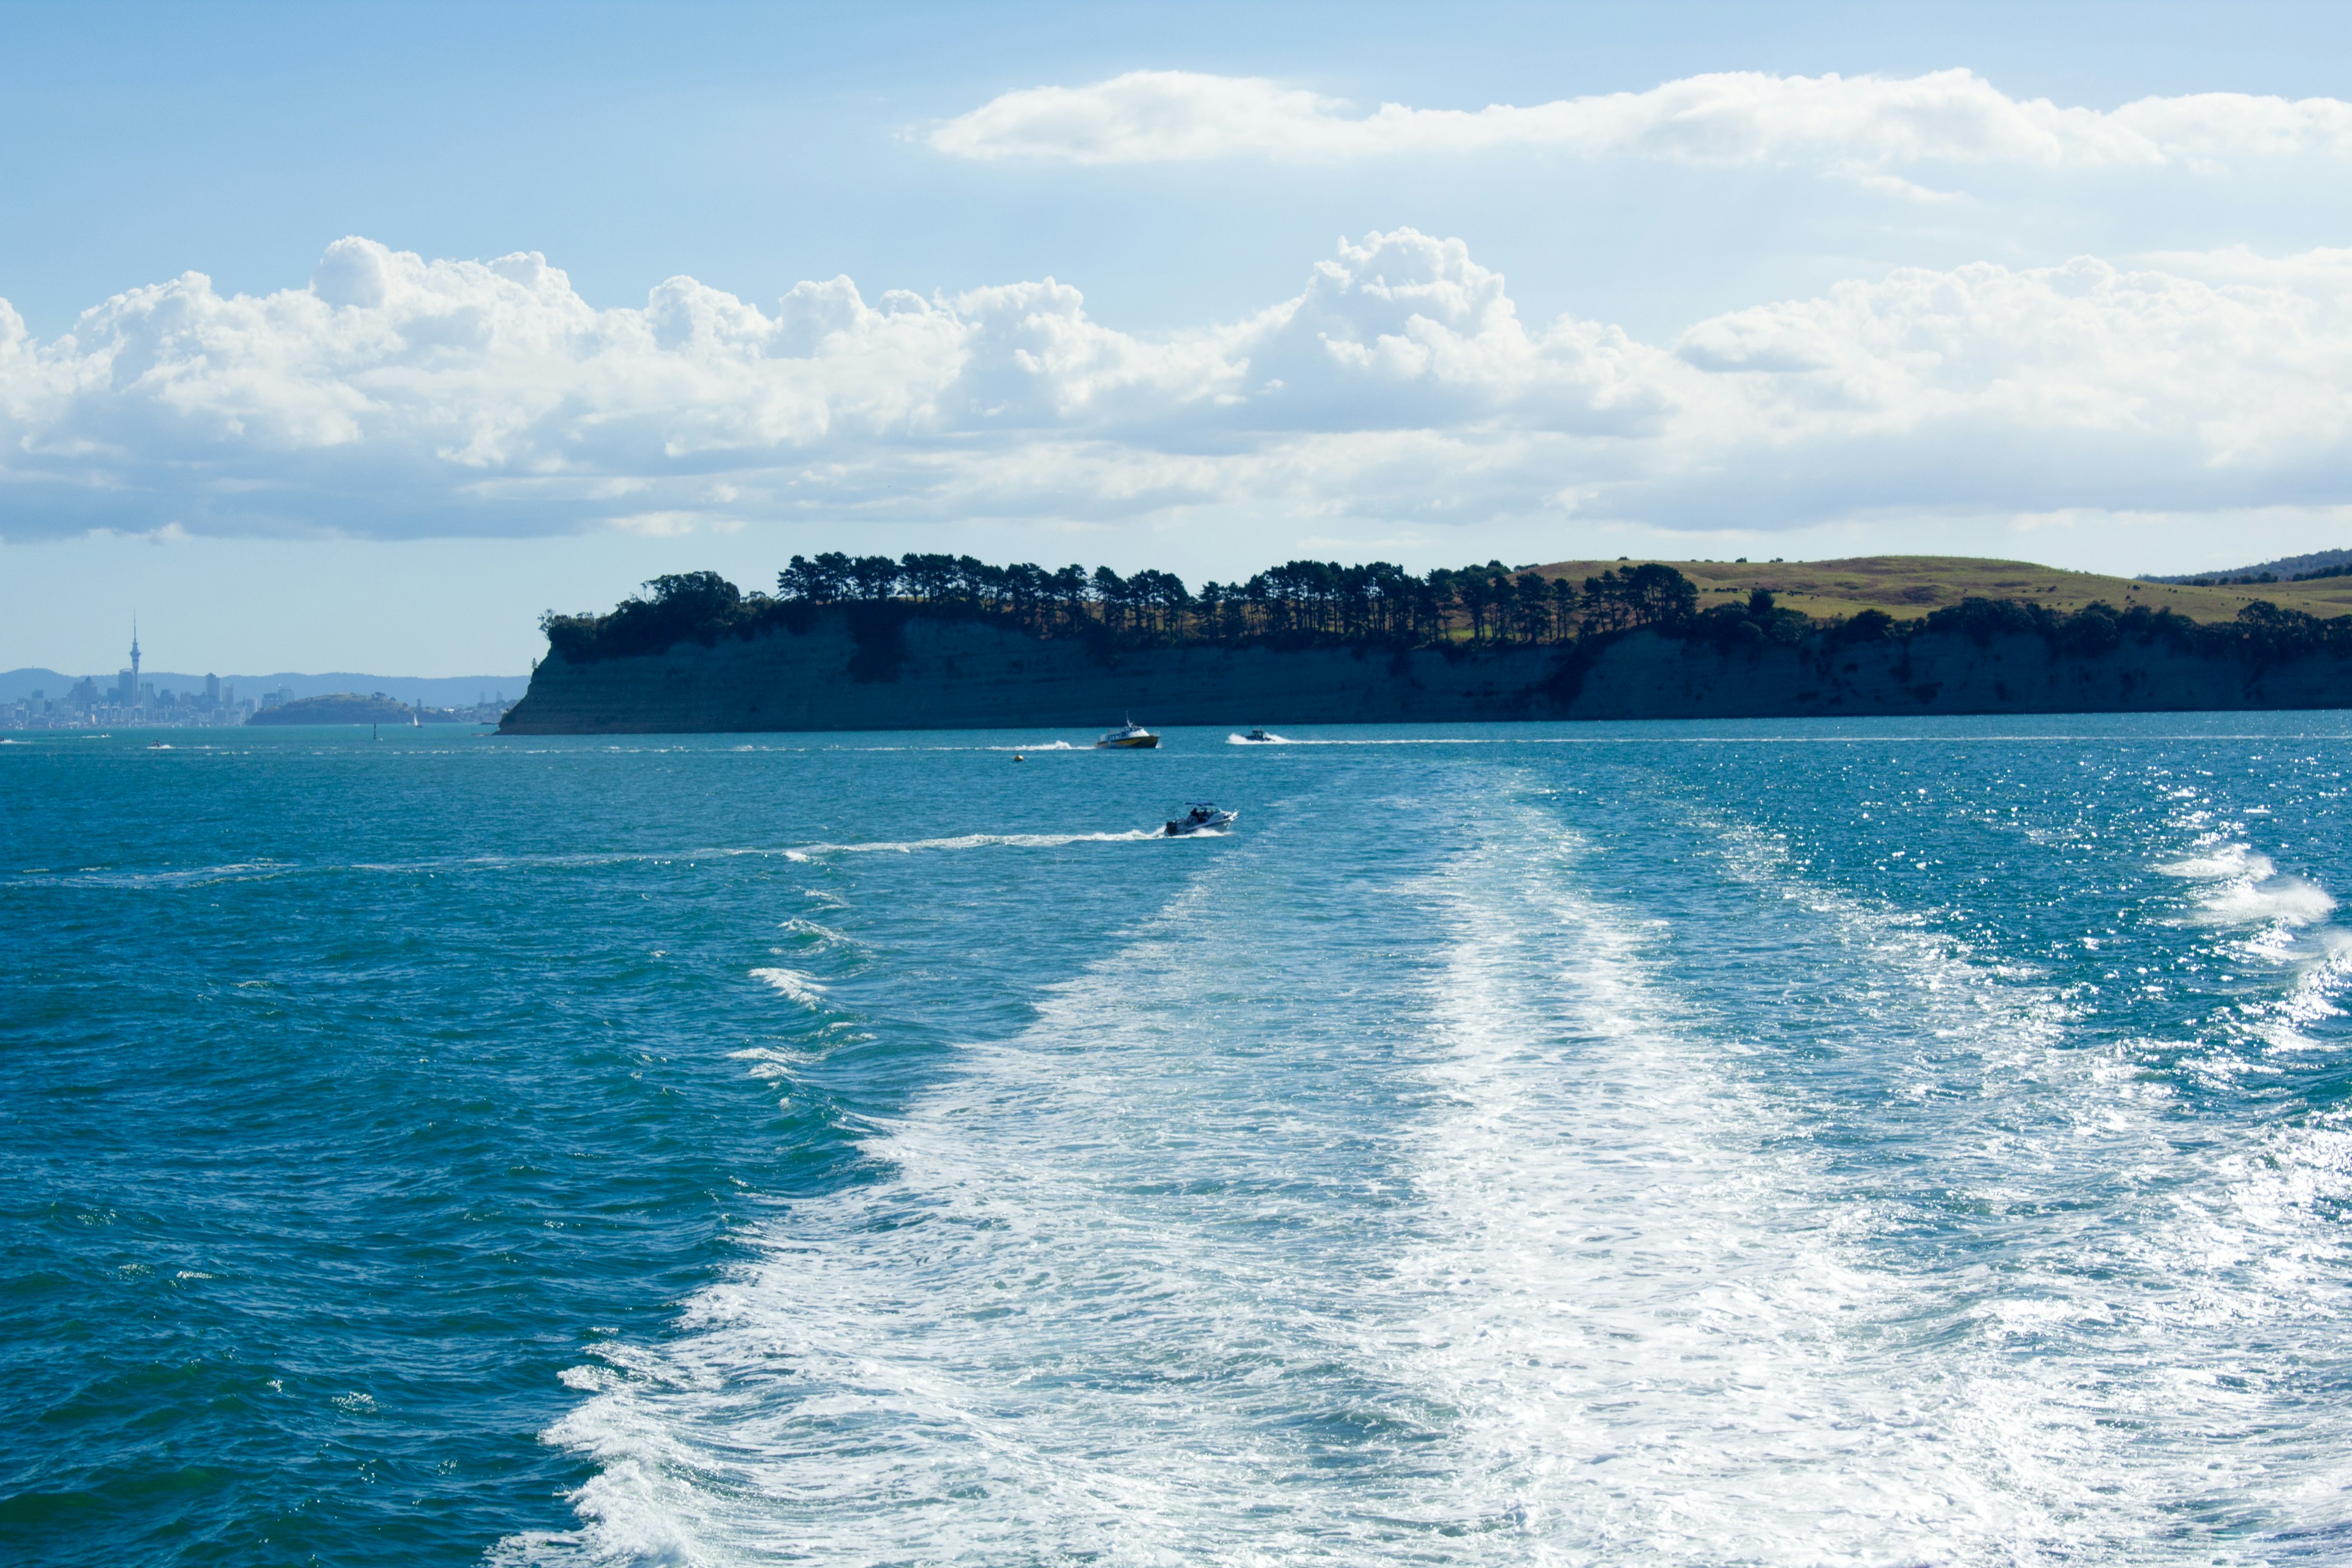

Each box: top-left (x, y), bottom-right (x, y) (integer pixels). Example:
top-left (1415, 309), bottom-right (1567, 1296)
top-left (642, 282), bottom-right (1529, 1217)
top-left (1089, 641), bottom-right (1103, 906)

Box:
top-left (1164, 802), bottom-right (1237, 836)
top-left (1238, 728), bottom-right (1280, 743)
top-left (1096, 719), bottom-right (1159, 749)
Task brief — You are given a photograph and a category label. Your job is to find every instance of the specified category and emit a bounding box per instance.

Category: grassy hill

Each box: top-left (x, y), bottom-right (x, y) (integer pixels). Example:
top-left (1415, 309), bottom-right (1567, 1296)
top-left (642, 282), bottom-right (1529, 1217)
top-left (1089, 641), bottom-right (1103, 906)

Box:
top-left (1526, 554), bottom-right (2352, 625)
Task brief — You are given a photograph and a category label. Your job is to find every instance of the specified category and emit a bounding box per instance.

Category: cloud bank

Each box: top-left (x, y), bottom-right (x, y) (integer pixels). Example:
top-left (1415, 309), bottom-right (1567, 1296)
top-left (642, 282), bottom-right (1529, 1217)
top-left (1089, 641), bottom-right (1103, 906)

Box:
top-left (6, 232), bottom-right (2352, 542)
top-left (930, 69), bottom-right (2352, 174)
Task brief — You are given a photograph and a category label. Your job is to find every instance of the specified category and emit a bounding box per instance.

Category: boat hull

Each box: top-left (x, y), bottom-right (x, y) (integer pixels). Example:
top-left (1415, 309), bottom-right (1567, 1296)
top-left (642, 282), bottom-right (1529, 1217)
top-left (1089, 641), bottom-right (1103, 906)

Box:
top-left (1096, 736), bottom-right (1159, 748)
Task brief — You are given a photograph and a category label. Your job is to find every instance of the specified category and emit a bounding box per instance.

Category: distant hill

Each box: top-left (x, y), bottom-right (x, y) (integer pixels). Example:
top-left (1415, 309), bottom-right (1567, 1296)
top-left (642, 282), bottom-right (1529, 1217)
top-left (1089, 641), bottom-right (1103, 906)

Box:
top-left (246, 693), bottom-right (451, 726)
top-left (2139, 548), bottom-right (2352, 585)
top-left (1526, 554), bottom-right (2352, 625)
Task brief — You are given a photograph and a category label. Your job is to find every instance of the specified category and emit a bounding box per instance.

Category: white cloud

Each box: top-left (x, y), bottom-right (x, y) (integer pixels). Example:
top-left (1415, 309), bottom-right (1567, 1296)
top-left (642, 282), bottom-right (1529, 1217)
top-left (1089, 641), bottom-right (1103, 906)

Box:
top-left (929, 68), bottom-right (2352, 173)
top-left (6, 232), bottom-right (2352, 545)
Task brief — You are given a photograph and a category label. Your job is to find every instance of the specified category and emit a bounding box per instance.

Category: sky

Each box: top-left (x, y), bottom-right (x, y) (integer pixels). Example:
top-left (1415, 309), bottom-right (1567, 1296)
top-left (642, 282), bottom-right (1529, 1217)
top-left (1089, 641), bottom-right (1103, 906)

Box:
top-left (9, 0), bottom-right (2352, 676)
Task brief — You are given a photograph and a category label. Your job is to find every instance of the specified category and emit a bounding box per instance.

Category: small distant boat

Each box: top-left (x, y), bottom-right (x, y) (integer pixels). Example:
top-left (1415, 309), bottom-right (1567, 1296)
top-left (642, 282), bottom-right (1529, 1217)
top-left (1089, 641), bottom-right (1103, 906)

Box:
top-left (1238, 728), bottom-right (1280, 743)
top-left (1164, 802), bottom-right (1237, 836)
top-left (1096, 719), bottom-right (1159, 749)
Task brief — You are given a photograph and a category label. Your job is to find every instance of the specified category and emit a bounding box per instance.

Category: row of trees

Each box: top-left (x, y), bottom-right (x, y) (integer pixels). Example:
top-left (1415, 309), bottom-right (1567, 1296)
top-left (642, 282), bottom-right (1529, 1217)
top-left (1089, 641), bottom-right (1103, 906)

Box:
top-left (540, 554), bottom-right (2352, 669)
top-left (772, 549), bottom-right (1702, 646)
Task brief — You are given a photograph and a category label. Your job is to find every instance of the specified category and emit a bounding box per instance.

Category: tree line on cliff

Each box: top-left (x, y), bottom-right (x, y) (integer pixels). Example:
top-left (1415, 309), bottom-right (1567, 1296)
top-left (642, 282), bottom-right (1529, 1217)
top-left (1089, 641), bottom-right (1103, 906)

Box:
top-left (538, 552), bottom-right (2352, 669)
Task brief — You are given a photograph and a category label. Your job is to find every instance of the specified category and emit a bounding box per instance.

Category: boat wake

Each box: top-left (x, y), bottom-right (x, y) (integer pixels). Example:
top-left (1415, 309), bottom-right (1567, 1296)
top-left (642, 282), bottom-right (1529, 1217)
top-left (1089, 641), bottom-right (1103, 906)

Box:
top-left (1698, 814), bottom-right (2352, 1558)
top-left (780, 830), bottom-right (1158, 862)
top-left (2158, 840), bottom-right (2337, 927)
top-left (502, 775), bottom-right (2352, 1566)
top-left (503, 856), bottom-right (1466, 1563)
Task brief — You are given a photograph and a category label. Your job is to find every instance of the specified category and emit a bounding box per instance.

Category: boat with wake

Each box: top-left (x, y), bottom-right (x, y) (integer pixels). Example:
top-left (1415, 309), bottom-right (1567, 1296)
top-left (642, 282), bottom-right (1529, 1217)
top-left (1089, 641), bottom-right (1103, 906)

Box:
top-left (1096, 720), bottom-right (1159, 749)
top-left (1164, 802), bottom-right (1237, 836)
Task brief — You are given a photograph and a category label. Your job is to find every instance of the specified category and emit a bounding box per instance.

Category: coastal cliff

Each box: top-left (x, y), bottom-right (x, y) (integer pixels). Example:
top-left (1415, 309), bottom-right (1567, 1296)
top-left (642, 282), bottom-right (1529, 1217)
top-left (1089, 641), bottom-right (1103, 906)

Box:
top-left (498, 607), bottom-right (2350, 734)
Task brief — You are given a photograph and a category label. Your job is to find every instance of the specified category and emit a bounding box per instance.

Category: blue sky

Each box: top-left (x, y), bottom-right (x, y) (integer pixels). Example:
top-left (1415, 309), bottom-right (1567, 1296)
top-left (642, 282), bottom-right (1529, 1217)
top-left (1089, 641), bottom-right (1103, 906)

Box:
top-left (9, 0), bottom-right (2352, 674)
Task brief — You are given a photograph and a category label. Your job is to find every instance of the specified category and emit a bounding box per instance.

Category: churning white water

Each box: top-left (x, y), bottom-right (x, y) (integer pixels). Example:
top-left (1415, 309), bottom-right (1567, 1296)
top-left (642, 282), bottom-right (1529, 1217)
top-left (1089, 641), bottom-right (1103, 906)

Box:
top-left (507, 743), bottom-right (2352, 1567)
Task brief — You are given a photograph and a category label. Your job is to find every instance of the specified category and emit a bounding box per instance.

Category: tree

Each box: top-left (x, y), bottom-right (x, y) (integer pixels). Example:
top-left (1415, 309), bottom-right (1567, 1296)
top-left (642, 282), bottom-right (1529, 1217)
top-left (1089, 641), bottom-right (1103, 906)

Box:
top-left (1050, 565), bottom-right (1090, 631)
top-left (1485, 568), bottom-right (1518, 641)
top-left (778, 552), bottom-right (849, 603)
top-left (1419, 570), bottom-right (1456, 640)
top-left (1550, 576), bottom-right (1580, 641)
top-left (1514, 572), bottom-right (1554, 643)
top-left (968, 560), bottom-right (1009, 616)
top-left (898, 552), bottom-right (957, 605)
top-left (1129, 569), bottom-right (1190, 636)
top-left (643, 571), bottom-right (739, 617)
top-left (1004, 562), bottom-right (1047, 630)
top-left (1456, 571), bottom-right (1493, 641)
top-left (846, 556), bottom-right (900, 601)
top-left (1623, 563), bottom-right (1698, 627)
top-left (1093, 566), bottom-right (1129, 633)
top-left (1242, 573), bottom-right (1272, 635)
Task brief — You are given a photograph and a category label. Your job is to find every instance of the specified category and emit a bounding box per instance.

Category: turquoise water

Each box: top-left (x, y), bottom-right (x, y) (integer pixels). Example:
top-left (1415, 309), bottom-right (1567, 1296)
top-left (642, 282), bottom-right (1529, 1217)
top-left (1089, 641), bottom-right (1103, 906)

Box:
top-left (5, 717), bottom-right (2351, 1566)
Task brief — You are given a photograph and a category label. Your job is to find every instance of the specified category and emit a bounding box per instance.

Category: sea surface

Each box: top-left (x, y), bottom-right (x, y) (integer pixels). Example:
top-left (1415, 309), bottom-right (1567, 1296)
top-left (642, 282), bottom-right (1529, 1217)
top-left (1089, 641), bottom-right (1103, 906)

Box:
top-left (4, 716), bottom-right (2351, 1566)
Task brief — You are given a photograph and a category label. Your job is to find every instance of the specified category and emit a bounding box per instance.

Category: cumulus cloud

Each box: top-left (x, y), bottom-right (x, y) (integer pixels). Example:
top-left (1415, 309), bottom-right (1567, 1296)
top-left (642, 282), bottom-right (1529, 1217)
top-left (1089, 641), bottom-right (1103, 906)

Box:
top-left (929, 68), bottom-right (2352, 173)
top-left (6, 231), bottom-right (2352, 541)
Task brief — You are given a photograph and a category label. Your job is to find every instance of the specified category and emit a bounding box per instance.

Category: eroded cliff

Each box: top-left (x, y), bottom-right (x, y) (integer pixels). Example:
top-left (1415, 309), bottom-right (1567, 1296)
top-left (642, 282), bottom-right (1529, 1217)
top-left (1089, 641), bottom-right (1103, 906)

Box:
top-left (497, 609), bottom-right (2350, 734)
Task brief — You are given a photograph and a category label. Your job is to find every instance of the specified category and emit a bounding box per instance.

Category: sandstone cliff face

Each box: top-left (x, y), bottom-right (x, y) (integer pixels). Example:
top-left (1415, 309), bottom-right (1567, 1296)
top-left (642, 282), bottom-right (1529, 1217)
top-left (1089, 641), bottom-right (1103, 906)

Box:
top-left (498, 610), bottom-right (2350, 734)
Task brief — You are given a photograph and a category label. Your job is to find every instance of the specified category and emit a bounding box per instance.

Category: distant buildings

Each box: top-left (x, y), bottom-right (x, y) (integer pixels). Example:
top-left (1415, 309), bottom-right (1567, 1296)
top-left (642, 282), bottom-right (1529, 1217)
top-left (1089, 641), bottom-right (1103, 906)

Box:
top-left (1, 624), bottom-right (257, 731)
top-left (1, 625), bottom-right (517, 730)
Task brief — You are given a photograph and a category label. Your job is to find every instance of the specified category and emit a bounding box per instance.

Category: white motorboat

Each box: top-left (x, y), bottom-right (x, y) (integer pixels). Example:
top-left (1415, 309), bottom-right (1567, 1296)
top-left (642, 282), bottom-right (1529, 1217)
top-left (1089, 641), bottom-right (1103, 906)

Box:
top-left (1097, 719), bottom-right (1159, 749)
top-left (1237, 728), bottom-right (1280, 743)
top-left (1164, 802), bottom-right (1237, 836)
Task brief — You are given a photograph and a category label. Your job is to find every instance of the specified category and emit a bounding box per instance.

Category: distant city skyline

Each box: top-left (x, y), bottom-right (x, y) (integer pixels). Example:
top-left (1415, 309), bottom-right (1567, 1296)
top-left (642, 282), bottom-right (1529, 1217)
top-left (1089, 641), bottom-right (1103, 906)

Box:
top-left (0, 617), bottom-right (522, 729)
top-left (9, 0), bottom-right (2352, 674)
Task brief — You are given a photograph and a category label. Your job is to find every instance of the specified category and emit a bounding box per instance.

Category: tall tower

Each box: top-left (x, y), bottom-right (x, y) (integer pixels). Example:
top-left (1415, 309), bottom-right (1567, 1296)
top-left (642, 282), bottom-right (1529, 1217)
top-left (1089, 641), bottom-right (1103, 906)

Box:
top-left (129, 619), bottom-right (141, 711)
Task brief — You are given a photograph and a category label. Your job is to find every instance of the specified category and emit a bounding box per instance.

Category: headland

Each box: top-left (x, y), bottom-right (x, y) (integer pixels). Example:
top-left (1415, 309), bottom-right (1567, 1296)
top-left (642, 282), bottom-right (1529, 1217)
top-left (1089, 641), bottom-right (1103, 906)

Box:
top-left (497, 553), bottom-right (2352, 734)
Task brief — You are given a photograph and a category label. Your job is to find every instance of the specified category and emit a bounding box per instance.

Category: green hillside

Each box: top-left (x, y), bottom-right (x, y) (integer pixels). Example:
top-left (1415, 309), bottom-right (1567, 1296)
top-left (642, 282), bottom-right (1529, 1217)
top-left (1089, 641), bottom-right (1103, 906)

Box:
top-left (1526, 554), bottom-right (2352, 626)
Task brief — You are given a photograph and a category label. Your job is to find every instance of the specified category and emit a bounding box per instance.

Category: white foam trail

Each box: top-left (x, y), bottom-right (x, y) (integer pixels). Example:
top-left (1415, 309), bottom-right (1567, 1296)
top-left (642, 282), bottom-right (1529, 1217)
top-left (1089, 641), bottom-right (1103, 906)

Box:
top-left (33, 860), bottom-right (298, 889)
top-left (2157, 843), bottom-right (2272, 880)
top-left (1414, 894), bottom-right (1826, 1538)
top-left (786, 829), bottom-right (1161, 859)
top-left (506, 787), bottom-right (2352, 1566)
top-left (747, 967), bottom-right (825, 1008)
top-left (770, 916), bottom-right (850, 952)
top-left (1703, 820), bottom-right (2352, 1559)
top-left (2192, 874), bottom-right (2337, 928)
top-left (508, 865), bottom-right (1469, 1563)
top-left (2269, 928), bottom-right (2352, 1047)
top-left (2158, 841), bottom-right (2337, 927)
top-left (1382, 816), bottom-right (2069, 1558)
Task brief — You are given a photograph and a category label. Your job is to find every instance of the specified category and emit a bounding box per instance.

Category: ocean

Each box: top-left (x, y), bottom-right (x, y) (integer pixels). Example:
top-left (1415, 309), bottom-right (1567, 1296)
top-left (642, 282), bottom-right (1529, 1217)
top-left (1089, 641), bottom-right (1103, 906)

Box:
top-left (4, 716), bottom-right (2349, 1566)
